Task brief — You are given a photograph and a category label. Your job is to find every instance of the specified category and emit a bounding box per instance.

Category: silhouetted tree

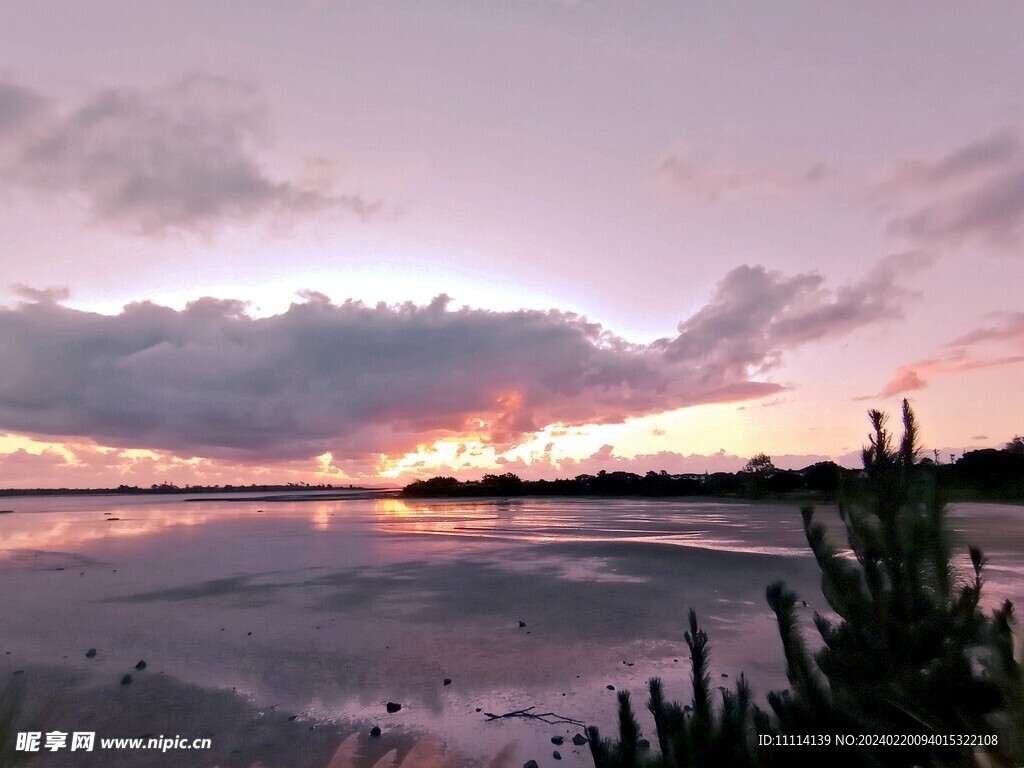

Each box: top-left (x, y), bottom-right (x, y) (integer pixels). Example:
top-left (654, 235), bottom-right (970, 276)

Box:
top-left (741, 454), bottom-right (775, 499)
top-left (479, 472), bottom-right (525, 495)
top-left (800, 461), bottom-right (845, 497)
top-left (587, 610), bottom-right (762, 768)
top-left (588, 402), bottom-right (1018, 768)
top-left (990, 601), bottom-right (1024, 764)
top-left (953, 447), bottom-right (1024, 500)
top-left (764, 400), bottom-right (1002, 766)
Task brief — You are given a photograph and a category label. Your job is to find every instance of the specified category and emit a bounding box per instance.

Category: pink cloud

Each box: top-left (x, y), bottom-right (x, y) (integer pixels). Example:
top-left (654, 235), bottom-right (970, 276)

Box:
top-left (882, 367), bottom-right (929, 397)
top-left (870, 311), bottom-right (1024, 398)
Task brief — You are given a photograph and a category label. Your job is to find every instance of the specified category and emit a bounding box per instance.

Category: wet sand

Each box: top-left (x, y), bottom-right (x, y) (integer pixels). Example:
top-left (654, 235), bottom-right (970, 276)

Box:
top-left (1, 494), bottom-right (1020, 767)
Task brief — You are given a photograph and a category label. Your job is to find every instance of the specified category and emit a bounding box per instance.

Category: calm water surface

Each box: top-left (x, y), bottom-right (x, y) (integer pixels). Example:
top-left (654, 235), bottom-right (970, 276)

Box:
top-left (0, 493), bottom-right (1021, 765)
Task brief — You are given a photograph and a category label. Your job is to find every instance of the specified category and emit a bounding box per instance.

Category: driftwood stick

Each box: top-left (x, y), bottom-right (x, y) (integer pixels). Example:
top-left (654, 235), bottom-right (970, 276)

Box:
top-left (483, 706), bottom-right (586, 727)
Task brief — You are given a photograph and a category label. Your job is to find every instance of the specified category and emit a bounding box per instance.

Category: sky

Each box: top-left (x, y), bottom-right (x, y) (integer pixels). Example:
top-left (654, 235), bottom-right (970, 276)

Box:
top-left (1, 1), bottom-right (1023, 488)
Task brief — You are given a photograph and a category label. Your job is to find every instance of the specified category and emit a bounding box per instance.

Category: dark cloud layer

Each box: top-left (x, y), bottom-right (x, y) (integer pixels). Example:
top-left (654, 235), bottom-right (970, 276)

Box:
top-left (0, 257), bottom-right (923, 462)
top-left (0, 76), bottom-right (377, 236)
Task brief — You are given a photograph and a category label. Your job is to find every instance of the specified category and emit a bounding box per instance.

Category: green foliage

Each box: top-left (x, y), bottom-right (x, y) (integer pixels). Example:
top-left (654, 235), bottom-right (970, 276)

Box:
top-left (764, 400), bottom-right (1004, 766)
top-left (589, 401), bottom-right (1021, 768)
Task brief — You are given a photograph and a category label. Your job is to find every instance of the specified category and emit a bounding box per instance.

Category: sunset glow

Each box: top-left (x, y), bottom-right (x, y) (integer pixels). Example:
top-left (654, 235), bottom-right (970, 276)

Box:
top-left (2, 3), bottom-right (1023, 488)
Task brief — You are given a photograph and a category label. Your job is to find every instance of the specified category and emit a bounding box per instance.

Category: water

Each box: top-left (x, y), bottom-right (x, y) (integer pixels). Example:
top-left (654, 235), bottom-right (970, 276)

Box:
top-left (0, 493), bottom-right (1020, 766)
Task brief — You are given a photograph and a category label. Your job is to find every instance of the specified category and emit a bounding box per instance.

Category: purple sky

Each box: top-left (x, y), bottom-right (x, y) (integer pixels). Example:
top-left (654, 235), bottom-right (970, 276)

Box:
top-left (1, 2), bottom-right (1023, 486)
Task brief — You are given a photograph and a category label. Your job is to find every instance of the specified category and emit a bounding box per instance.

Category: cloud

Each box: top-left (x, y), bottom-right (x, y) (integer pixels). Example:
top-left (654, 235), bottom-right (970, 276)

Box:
top-left (0, 436), bottom-right (339, 490)
top-left (944, 311), bottom-right (1024, 348)
top-left (0, 76), bottom-right (379, 236)
top-left (0, 259), bottom-right (919, 462)
top-left (0, 81), bottom-right (46, 135)
top-left (658, 151), bottom-right (833, 202)
top-left (887, 131), bottom-right (1019, 187)
top-left (884, 130), bottom-right (1024, 252)
top-left (8, 283), bottom-right (71, 304)
top-left (881, 367), bottom-right (929, 397)
top-left (869, 311), bottom-right (1024, 398)
top-left (661, 252), bottom-right (929, 377)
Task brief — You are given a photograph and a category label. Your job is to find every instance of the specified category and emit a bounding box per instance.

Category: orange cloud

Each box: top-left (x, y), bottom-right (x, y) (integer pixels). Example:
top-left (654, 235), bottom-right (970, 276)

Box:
top-left (871, 311), bottom-right (1024, 398)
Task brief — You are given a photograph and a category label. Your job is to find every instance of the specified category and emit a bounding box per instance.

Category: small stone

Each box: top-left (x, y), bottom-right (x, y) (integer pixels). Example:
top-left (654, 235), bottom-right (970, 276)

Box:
top-left (121, 674), bottom-right (133, 685)
top-left (721, 673), bottom-right (728, 678)
top-left (524, 761), bottom-right (539, 768)
top-left (288, 715), bottom-right (298, 722)
top-left (606, 684), bottom-right (615, 690)
top-left (475, 708), bottom-right (482, 713)
top-left (553, 752), bottom-right (562, 760)
top-left (802, 600), bottom-right (808, 607)
top-left (572, 734), bottom-right (588, 746)
top-left (136, 660), bottom-right (147, 671)
top-left (247, 632), bottom-right (252, 636)
top-left (386, 702), bottom-right (402, 713)
top-left (551, 736), bottom-right (564, 745)
top-left (443, 678), bottom-right (452, 686)
top-left (518, 621), bottom-right (527, 628)
top-left (370, 726), bottom-right (382, 737)
top-left (86, 648), bottom-right (97, 658)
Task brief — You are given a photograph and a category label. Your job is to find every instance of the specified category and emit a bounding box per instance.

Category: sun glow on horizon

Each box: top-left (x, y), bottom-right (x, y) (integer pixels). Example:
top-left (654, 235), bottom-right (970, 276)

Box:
top-left (0, 397), bottom-right (873, 490)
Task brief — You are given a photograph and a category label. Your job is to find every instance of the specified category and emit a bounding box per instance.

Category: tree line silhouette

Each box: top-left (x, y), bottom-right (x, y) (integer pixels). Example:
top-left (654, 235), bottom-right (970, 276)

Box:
top-left (402, 437), bottom-right (1024, 502)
